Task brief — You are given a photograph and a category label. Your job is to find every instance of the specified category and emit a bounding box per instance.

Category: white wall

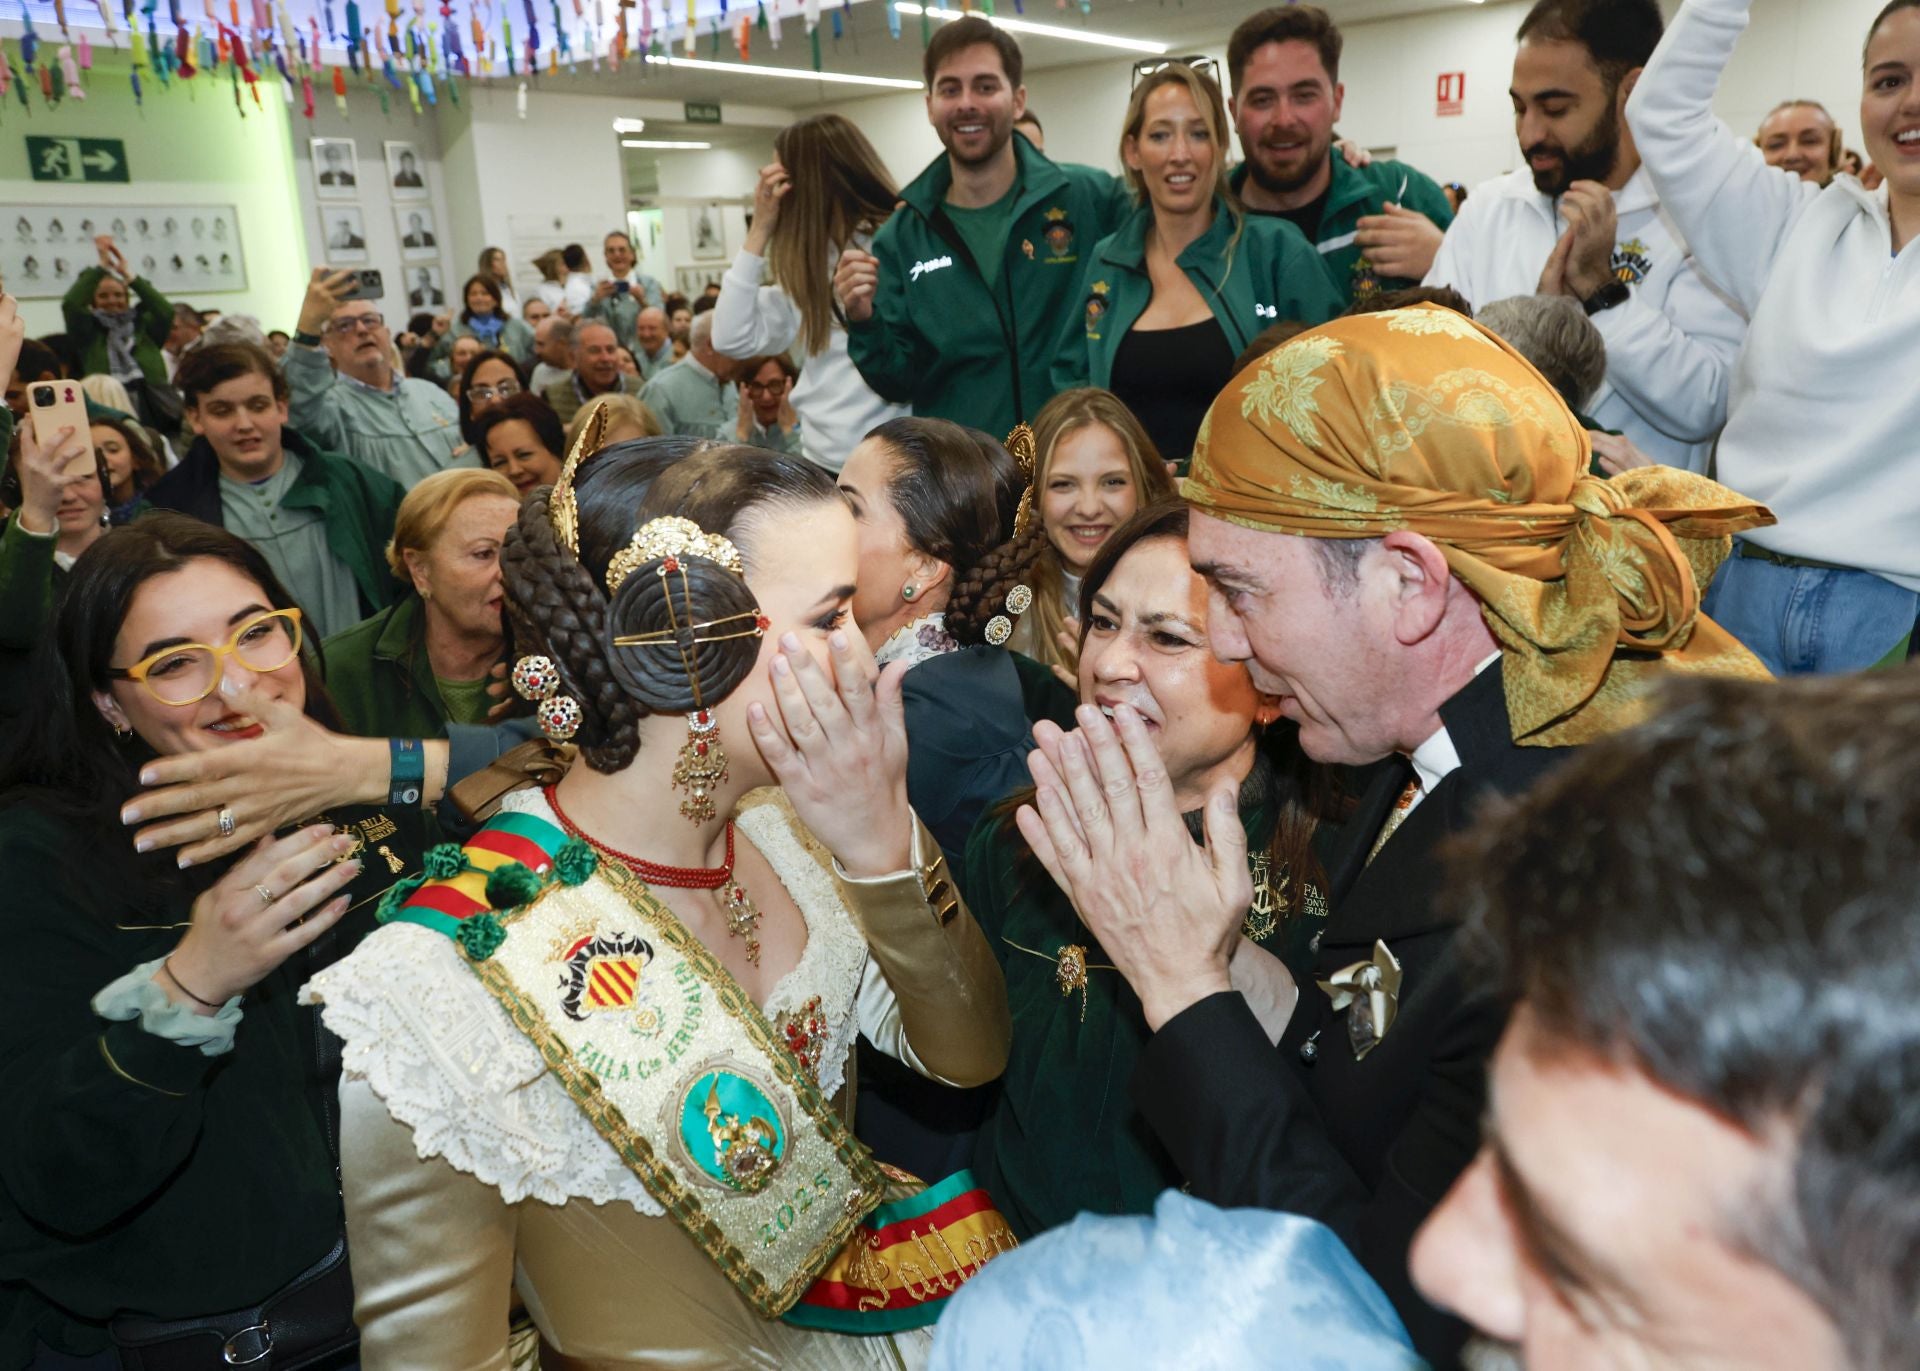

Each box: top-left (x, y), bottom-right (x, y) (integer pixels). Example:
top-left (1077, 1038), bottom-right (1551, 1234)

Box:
top-left (814, 0), bottom-right (1896, 196)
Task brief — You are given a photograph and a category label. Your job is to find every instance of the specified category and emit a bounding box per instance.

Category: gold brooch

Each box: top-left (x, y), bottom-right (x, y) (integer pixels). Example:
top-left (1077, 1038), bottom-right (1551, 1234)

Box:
top-left (1004, 937), bottom-right (1117, 1024)
top-left (1241, 850), bottom-right (1290, 943)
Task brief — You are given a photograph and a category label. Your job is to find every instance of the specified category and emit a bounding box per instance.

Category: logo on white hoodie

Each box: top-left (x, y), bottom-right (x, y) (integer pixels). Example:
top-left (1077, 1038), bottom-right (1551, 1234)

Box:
top-left (910, 255), bottom-right (954, 282)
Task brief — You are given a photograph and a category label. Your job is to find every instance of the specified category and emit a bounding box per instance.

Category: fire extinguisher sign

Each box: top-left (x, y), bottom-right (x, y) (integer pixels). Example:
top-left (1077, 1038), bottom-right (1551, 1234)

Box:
top-left (1437, 72), bottom-right (1466, 117)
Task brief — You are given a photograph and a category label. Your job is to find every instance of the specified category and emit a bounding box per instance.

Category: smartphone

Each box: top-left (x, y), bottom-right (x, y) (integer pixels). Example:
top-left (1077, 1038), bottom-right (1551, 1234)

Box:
top-left (613, 280), bottom-right (631, 295)
top-left (27, 380), bottom-right (95, 478)
top-left (338, 268), bottom-right (385, 302)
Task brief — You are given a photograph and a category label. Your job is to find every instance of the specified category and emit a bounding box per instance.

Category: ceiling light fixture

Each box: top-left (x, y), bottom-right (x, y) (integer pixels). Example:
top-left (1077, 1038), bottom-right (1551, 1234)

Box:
top-left (895, 2), bottom-right (1169, 54)
top-left (611, 117), bottom-right (648, 133)
top-left (621, 138), bottom-right (715, 149)
top-left (641, 52), bottom-right (924, 89)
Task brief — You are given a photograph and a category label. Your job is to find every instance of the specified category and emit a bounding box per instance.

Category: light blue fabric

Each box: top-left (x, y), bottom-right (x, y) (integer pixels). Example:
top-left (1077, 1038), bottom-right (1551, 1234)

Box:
top-left (1703, 549), bottom-right (1918, 675)
top-left (930, 1191), bottom-right (1426, 1371)
top-left (92, 956), bottom-right (243, 1055)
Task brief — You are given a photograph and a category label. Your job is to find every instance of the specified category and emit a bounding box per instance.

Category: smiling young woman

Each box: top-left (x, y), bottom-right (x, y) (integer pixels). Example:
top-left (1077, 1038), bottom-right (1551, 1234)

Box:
top-left (0, 513), bottom-right (431, 1367)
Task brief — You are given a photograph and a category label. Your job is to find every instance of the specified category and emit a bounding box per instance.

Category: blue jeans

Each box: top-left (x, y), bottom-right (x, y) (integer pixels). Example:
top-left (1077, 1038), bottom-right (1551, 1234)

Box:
top-left (1703, 549), bottom-right (1918, 676)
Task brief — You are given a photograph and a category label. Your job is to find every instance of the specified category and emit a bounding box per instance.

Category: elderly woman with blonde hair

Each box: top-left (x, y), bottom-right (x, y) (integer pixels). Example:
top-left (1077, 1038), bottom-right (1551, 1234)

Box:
top-left (321, 467), bottom-right (523, 738)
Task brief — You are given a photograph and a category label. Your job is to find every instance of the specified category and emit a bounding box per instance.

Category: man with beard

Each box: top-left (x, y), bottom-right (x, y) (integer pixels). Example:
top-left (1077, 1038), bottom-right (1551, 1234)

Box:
top-left (1227, 7), bottom-right (1456, 308)
top-left (836, 16), bottom-right (1130, 439)
top-left (1424, 0), bottom-right (1745, 475)
top-left (285, 268), bottom-right (469, 489)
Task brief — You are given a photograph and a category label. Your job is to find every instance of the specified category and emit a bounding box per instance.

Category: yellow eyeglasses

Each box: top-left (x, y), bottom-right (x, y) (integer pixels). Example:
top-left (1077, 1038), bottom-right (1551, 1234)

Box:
top-left (107, 608), bottom-right (306, 706)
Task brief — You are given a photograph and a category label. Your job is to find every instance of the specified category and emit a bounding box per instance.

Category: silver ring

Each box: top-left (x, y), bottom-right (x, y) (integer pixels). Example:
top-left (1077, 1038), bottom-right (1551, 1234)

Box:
top-left (255, 884), bottom-right (275, 907)
top-left (217, 807), bottom-right (237, 838)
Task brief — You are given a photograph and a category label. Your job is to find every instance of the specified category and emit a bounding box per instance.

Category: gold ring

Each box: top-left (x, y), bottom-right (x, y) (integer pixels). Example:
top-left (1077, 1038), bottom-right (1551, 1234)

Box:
top-left (255, 884), bottom-right (275, 907)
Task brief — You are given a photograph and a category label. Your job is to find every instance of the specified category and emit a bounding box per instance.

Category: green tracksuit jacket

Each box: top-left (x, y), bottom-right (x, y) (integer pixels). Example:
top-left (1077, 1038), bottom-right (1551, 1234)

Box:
top-left (1052, 196), bottom-right (1345, 393)
top-left (847, 136), bottom-right (1131, 440)
top-left (1231, 152), bottom-right (1454, 307)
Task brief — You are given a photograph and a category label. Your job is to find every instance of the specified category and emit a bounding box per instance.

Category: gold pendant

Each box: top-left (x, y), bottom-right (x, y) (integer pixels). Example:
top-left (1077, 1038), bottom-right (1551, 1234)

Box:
top-left (672, 709), bottom-right (729, 825)
top-left (1241, 850), bottom-right (1290, 943)
top-left (723, 881), bottom-right (762, 965)
top-left (1055, 943), bottom-right (1090, 1022)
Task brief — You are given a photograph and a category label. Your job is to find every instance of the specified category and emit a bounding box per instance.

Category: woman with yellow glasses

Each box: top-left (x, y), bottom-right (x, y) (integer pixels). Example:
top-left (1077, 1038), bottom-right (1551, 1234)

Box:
top-left (0, 512), bottom-right (431, 1369)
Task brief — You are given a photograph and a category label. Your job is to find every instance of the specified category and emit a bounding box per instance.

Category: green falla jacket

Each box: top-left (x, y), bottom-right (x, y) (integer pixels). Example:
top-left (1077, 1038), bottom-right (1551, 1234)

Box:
top-left (846, 135), bottom-right (1132, 440)
top-left (1050, 195), bottom-right (1346, 394)
top-left (1229, 152), bottom-right (1455, 308)
top-left (322, 592), bottom-right (499, 739)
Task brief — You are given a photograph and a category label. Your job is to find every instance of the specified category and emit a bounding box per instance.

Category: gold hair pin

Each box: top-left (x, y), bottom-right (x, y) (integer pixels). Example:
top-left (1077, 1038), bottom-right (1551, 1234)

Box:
top-left (546, 399), bottom-right (613, 559)
top-left (1006, 423), bottom-right (1038, 539)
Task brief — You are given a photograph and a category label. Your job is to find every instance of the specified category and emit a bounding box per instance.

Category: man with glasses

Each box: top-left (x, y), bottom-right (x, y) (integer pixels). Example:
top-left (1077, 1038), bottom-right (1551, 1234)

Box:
top-left (636, 311), bottom-right (742, 441)
top-left (1227, 8), bottom-right (1456, 307)
top-left (143, 342), bottom-right (403, 639)
top-left (285, 268), bottom-right (469, 490)
top-left (734, 354), bottom-right (801, 454)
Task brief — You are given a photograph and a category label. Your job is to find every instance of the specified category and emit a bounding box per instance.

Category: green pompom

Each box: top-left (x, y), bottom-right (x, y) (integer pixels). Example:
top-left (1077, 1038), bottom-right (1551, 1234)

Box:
top-left (553, 838), bottom-right (598, 887)
top-left (484, 861), bottom-right (545, 910)
top-left (456, 913), bottom-right (508, 961)
top-left (375, 873), bottom-right (428, 924)
top-left (423, 843), bottom-right (470, 880)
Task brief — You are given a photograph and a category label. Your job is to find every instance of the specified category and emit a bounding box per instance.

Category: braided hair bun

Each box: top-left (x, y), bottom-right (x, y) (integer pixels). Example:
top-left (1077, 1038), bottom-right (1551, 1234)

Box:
top-left (604, 551), bottom-right (763, 715)
top-left (501, 436), bottom-right (838, 774)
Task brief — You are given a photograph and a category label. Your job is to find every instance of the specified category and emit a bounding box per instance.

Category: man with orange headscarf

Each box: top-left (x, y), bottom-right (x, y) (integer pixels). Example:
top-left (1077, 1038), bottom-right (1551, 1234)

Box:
top-left (1009, 305), bottom-right (1771, 1362)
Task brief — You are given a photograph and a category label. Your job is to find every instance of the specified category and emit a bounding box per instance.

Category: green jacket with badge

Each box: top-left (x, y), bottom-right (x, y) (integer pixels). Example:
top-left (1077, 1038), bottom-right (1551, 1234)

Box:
top-left (847, 137), bottom-right (1132, 440)
top-left (1051, 195), bottom-right (1345, 394)
top-left (1231, 152), bottom-right (1454, 308)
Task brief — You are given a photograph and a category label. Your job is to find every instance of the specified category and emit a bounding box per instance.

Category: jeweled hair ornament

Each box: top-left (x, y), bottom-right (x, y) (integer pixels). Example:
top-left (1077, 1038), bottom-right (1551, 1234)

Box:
top-left (606, 515), bottom-right (745, 596)
top-left (546, 399), bottom-right (614, 559)
top-left (1006, 423), bottom-right (1038, 540)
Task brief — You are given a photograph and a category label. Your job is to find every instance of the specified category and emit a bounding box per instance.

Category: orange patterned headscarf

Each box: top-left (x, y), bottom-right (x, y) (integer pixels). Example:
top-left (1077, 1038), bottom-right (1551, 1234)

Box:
top-left (1182, 305), bottom-right (1774, 747)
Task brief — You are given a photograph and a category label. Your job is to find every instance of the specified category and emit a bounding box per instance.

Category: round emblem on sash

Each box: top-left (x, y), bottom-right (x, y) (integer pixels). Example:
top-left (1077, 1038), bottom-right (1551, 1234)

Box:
top-left (675, 1064), bottom-right (789, 1194)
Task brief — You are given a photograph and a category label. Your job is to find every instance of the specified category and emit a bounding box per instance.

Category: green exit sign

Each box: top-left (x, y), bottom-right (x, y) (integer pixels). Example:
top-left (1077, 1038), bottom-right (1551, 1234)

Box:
top-left (26, 136), bottom-right (130, 183)
top-left (683, 102), bottom-right (722, 125)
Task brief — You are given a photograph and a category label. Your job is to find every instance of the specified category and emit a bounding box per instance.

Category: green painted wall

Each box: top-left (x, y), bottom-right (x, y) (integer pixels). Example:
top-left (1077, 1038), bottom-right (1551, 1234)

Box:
top-left (1, 52), bottom-right (309, 334)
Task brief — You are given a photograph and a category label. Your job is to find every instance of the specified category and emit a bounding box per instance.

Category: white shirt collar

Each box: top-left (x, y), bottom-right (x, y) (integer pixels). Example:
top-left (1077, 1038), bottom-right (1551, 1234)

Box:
top-left (1406, 650), bottom-right (1503, 796)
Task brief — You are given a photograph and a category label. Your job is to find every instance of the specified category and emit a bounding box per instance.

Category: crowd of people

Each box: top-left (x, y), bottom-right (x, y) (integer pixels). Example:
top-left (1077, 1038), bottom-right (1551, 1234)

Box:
top-left (0, 0), bottom-right (1916, 1365)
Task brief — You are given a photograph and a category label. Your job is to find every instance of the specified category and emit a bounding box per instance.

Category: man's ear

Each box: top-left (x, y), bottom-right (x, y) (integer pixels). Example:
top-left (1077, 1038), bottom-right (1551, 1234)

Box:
top-left (1377, 529), bottom-right (1451, 648)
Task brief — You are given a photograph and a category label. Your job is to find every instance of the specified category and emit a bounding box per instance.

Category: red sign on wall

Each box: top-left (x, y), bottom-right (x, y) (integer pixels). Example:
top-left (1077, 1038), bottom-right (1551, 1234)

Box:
top-left (1437, 71), bottom-right (1466, 117)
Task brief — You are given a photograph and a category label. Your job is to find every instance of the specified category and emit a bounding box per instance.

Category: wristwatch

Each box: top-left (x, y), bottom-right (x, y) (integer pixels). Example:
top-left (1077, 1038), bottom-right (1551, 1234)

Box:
top-left (293, 328), bottom-right (323, 347)
top-left (1581, 279), bottom-right (1631, 316)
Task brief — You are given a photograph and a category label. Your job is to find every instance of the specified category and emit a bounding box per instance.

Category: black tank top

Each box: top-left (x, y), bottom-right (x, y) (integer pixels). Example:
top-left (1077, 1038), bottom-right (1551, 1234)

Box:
top-left (1108, 316), bottom-right (1237, 469)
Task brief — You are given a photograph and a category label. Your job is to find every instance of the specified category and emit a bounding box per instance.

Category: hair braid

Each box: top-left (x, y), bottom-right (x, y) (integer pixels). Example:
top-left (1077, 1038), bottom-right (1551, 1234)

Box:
top-left (501, 490), bottom-right (645, 770)
top-left (945, 518), bottom-right (1049, 647)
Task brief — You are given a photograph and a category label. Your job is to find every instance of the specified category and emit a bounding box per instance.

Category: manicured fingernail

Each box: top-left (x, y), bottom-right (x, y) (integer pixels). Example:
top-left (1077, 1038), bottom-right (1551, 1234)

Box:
top-left (333, 834), bottom-right (356, 853)
top-left (121, 806), bottom-right (141, 825)
top-left (134, 838), bottom-right (153, 854)
top-left (748, 702), bottom-right (767, 722)
top-left (780, 632), bottom-right (801, 652)
top-left (1076, 704), bottom-right (1101, 727)
top-left (1216, 790), bottom-right (1236, 812)
top-left (773, 656), bottom-right (791, 677)
top-left (177, 853), bottom-right (194, 870)
top-left (138, 768), bottom-right (157, 786)
top-left (829, 630), bottom-right (847, 652)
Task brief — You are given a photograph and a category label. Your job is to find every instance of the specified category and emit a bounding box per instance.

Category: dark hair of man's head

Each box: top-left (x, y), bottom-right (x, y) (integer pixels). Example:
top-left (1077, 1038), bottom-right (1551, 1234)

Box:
top-left (1228, 5), bottom-right (1342, 92)
top-left (14, 338), bottom-right (61, 383)
top-left (1015, 108), bottom-right (1043, 133)
top-left (1516, 0), bottom-right (1664, 90)
top-left (561, 243), bottom-right (591, 272)
top-left (923, 15), bottom-right (1023, 89)
top-left (1451, 668), bottom-right (1920, 1371)
top-left (175, 341), bottom-right (290, 408)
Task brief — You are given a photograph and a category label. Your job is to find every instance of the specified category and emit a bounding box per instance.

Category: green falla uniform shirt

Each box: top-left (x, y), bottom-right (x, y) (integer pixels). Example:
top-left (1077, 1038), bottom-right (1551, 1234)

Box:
top-left (847, 136), bottom-right (1133, 441)
top-left (1231, 152), bottom-right (1455, 308)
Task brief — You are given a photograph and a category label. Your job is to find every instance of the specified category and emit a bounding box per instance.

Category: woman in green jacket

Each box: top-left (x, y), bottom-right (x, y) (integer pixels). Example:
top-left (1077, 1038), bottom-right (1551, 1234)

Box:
top-left (967, 500), bottom-right (1337, 1239)
top-left (1052, 62), bottom-right (1343, 465)
top-left (0, 513), bottom-right (427, 1367)
top-left (429, 274), bottom-right (535, 378)
top-left (59, 237), bottom-right (176, 389)
top-left (322, 465), bottom-right (521, 738)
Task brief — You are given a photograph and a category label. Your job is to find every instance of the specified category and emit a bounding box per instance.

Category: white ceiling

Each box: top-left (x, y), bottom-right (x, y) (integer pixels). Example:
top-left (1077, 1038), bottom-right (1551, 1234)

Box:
top-left (432, 0), bottom-right (1492, 109)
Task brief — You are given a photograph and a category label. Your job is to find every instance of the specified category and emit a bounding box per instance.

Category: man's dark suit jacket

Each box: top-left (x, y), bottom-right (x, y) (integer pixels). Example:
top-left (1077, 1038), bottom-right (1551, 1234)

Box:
top-left (1133, 660), bottom-right (1575, 1364)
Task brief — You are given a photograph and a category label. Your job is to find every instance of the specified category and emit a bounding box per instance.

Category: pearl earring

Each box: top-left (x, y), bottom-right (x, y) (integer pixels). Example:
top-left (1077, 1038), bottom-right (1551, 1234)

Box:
top-left (901, 584), bottom-right (917, 601)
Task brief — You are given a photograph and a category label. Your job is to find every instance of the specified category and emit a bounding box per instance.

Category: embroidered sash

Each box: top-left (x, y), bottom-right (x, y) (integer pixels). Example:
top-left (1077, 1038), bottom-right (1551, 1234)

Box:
top-left (381, 810), bottom-right (1013, 1330)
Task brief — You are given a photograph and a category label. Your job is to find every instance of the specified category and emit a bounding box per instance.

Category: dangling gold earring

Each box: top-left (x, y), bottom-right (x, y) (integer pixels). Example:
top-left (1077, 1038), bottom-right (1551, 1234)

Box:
top-left (673, 707), bottom-right (729, 825)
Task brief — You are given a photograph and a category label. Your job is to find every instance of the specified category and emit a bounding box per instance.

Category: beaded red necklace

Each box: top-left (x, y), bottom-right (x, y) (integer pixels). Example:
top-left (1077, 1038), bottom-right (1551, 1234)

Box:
top-left (542, 785), bottom-right (763, 963)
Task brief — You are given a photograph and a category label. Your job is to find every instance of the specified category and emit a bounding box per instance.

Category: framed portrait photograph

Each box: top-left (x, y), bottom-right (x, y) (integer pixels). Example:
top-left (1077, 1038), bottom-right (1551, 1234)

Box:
top-left (404, 265), bottom-right (447, 310)
top-left (310, 138), bottom-right (360, 200)
top-left (395, 206), bottom-right (440, 261)
top-left (688, 202), bottom-right (726, 261)
top-left (0, 203), bottom-right (247, 298)
top-left (321, 206), bottom-right (370, 264)
top-left (385, 140), bottom-right (428, 200)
